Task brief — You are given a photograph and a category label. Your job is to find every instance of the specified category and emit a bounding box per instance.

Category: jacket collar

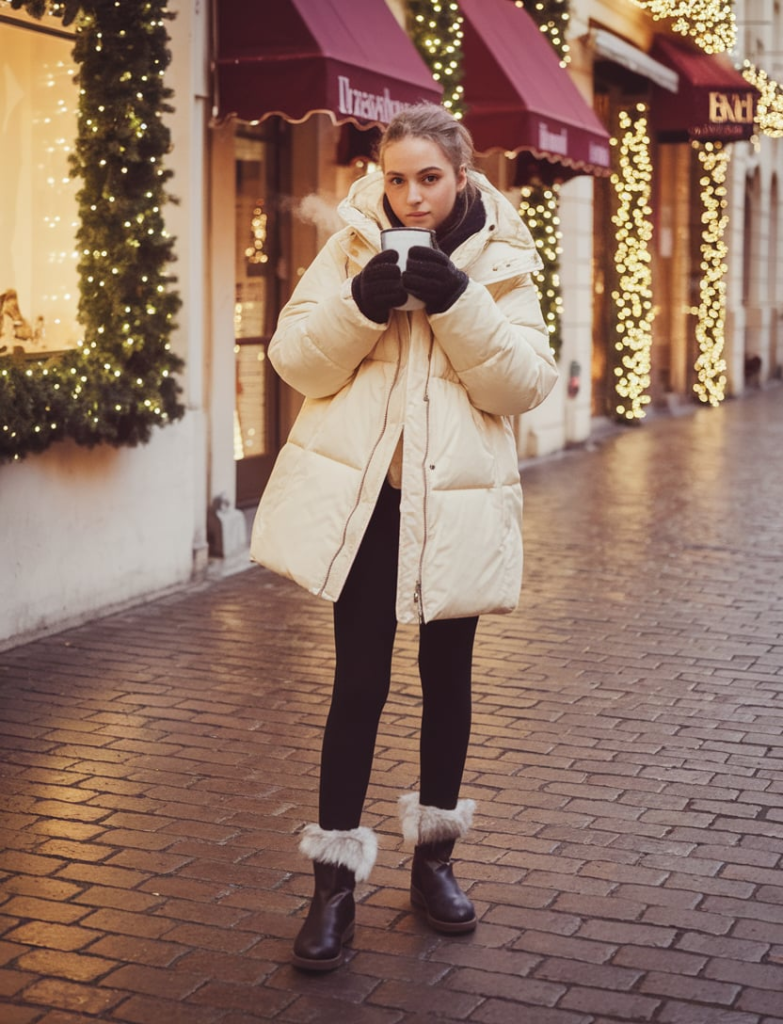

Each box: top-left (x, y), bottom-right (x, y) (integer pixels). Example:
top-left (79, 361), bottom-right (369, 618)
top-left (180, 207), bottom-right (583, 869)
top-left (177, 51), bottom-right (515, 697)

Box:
top-left (380, 189), bottom-right (487, 256)
top-left (337, 170), bottom-right (542, 277)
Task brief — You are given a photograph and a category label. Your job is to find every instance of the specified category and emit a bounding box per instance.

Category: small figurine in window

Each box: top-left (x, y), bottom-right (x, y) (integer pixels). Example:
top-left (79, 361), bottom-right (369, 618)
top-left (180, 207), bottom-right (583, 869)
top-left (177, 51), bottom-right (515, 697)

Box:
top-left (0, 289), bottom-right (33, 342)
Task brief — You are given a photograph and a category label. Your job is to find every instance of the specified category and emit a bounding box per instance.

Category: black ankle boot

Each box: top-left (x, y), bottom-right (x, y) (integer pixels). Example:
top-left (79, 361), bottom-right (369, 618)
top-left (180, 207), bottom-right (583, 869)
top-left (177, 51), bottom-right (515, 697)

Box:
top-left (292, 861), bottom-right (356, 971)
top-left (411, 839), bottom-right (477, 934)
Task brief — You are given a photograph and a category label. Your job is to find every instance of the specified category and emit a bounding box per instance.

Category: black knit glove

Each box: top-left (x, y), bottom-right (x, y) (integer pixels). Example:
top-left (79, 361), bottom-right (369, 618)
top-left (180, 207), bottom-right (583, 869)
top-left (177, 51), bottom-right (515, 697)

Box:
top-left (351, 249), bottom-right (407, 324)
top-left (402, 246), bottom-right (469, 314)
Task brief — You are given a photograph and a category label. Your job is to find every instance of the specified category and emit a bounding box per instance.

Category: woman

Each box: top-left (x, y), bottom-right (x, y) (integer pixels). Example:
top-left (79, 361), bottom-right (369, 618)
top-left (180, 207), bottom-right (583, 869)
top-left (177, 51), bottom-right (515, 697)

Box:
top-left (251, 103), bottom-right (557, 970)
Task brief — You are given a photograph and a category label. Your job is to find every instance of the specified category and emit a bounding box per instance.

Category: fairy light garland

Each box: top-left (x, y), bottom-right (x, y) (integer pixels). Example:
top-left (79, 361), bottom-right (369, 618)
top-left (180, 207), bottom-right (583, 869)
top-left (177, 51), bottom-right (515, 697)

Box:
top-left (514, 2), bottom-right (571, 359)
top-left (245, 202), bottom-right (269, 266)
top-left (1, 0), bottom-right (182, 462)
top-left (408, 0), bottom-right (465, 116)
top-left (610, 106), bottom-right (654, 421)
top-left (630, 0), bottom-right (736, 54)
top-left (518, 186), bottom-right (563, 356)
top-left (742, 61), bottom-right (783, 137)
top-left (514, 0), bottom-right (571, 67)
top-left (692, 141), bottom-right (729, 406)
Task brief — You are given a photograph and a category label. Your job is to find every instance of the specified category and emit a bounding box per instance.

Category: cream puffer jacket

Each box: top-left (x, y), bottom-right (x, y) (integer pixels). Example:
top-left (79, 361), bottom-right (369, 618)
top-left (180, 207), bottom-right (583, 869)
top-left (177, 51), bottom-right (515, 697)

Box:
top-left (250, 171), bottom-right (558, 623)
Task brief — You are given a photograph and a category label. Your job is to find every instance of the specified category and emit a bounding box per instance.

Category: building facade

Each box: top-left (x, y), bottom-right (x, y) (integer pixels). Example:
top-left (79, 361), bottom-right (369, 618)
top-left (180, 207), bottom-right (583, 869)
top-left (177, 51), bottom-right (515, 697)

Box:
top-left (1, 0), bottom-right (781, 648)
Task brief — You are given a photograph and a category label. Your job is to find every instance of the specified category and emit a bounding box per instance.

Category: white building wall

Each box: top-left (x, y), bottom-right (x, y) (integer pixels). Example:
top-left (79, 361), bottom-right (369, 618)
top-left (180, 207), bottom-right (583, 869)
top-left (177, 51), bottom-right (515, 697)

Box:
top-left (168, 0), bottom-right (211, 571)
top-left (559, 175), bottom-right (598, 445)
top-left (772, 172), bottom-right (783, 376)
top-left (0, 427), bottom-right (198, 648)
top-left (724, 145), bottom-right (751, 393)
top-left (725, 0), bottom-right (783, 393)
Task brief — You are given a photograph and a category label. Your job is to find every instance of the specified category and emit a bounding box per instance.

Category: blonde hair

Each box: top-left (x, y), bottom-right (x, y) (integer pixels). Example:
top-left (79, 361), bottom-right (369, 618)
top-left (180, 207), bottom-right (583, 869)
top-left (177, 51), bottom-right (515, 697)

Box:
top-left (378, 103), bottom-right (477, 197)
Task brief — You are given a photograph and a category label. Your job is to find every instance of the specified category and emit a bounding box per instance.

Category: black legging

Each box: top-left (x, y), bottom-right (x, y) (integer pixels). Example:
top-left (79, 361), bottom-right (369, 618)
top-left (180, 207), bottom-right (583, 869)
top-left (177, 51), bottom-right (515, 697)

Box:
top-left (319, 480), bottom-right (478, 831)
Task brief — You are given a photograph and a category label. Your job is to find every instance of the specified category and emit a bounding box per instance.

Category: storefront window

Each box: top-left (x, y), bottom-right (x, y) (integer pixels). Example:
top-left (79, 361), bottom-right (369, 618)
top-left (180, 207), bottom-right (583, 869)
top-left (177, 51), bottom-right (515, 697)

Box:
top-left (233, 341), bottom-right (268, 461)
top-left (235, 151), bottom-right (271, 342)
top-left (0, 14), bottom-right (79, 356)
top-left (234, 134), bottom-right (276, 464)
top-left (232, 122), bottom-right (290, 509)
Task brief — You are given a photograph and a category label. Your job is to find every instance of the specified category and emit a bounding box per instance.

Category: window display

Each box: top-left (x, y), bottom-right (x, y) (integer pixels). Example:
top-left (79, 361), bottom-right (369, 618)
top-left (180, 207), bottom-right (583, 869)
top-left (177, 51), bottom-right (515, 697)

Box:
top-left (0, 16), bottom-right (79, 356)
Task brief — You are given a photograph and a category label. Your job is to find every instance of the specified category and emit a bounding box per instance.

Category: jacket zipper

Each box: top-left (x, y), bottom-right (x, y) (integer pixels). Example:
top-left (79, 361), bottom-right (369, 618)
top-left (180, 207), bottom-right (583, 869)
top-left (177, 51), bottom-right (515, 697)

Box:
top-left (317, 341), bottom-right (404, 599)
top-left (414, 338), bottom-right (435, 624)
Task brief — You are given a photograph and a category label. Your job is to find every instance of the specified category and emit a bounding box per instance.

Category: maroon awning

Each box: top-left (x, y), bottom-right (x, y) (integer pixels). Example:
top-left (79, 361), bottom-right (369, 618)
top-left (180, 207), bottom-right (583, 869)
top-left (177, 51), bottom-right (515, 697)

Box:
top-left (459, 0), bottom-right (611, 177)
top-left (650, 35), bottom-right (759, 142)
top-left (214, 0), bottom-right (442, 127)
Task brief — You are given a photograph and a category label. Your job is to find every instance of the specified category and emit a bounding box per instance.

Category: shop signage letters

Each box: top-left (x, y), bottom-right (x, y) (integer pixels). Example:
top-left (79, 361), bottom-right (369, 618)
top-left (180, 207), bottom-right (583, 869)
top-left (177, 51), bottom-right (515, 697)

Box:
top-left (708, 91), bottom-right (755, 125)
top-left (589, 142), bottom-right (611, 167)
top-left (338, 75), bottom-right (409, 122)
top-left (538, 123), bottom-right (568, 155)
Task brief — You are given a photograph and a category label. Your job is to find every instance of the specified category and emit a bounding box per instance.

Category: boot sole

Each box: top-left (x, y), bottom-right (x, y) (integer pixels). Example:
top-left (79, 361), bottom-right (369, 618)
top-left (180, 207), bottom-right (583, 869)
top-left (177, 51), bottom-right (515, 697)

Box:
top-left (291, 922), bottom-right (355, 972)
top-left (410, 887), bottom-right (477, 934)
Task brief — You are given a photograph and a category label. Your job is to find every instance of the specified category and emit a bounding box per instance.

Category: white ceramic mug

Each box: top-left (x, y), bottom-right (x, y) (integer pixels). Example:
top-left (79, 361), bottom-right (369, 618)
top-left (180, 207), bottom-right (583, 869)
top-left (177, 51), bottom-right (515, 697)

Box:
top-left (380, 227), bottom-right (435, 310)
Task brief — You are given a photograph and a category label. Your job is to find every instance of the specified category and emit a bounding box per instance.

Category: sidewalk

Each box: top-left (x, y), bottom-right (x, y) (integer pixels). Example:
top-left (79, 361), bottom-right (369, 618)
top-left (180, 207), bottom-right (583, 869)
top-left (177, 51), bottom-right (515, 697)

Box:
top-left (1, 387), bottom-right (783, 1024)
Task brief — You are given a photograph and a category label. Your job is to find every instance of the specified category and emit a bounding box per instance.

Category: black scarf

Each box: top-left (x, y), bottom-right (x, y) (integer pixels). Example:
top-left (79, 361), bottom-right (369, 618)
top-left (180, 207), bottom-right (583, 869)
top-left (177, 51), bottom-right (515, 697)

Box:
top-left (382, 187), bottom-right (486, 257)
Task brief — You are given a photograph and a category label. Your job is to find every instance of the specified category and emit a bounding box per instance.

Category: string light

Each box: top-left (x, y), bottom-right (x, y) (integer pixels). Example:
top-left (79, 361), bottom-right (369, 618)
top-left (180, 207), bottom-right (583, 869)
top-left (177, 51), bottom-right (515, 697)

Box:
top-left (518, 185), bottom-right (563, 355)
top-left (692, 141), bottom-right (729, 406)
top-left (514, 0), bottom-right (571, 67)
top-left (610, 106), bottom-right (654, 421)
top-left (409, 0), bottom-right (465, 116)
top-left (245, 202), bottom-right (269, 266)
top-left (742, 61), bottom-right (783, 138)
top-left (630, 1), bottom-right (736, 53)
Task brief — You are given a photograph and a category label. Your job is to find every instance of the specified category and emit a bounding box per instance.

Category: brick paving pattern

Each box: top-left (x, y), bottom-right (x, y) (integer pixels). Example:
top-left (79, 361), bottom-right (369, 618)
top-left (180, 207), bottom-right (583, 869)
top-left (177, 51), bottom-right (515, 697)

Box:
top-left (1, 386), bottom-right (783, 1023)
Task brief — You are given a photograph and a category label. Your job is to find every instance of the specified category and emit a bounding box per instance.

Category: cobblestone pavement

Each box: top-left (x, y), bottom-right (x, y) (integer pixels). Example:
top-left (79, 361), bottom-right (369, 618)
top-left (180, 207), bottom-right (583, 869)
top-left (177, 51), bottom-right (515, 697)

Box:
top-left (2, 387), bottom-right (783, 1024)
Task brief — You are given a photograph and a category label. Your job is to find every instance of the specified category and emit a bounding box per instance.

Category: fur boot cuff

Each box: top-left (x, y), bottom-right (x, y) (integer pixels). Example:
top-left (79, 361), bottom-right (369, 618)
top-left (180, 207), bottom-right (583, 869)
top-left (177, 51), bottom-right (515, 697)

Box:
top-left (398, 792), bottom-right (475, 846)
top-left (298, 824), bottom-right (378, 883)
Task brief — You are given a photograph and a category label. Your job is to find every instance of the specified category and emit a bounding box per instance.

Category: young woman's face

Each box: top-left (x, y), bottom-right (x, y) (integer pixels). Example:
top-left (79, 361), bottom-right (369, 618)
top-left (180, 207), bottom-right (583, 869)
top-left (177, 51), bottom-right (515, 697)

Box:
top-left (382, 136), bottom-right (467, 232)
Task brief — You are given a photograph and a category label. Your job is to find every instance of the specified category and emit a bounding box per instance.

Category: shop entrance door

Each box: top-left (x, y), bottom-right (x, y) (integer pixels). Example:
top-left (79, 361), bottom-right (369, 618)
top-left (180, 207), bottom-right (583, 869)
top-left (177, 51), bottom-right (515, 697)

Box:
top-left (233, 124), bottom-right (288, 507)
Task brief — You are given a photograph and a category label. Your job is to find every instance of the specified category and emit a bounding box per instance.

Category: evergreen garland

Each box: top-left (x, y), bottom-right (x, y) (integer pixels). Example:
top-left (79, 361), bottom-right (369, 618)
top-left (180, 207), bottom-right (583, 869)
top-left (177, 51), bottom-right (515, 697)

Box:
top-left (408, 0), bottom-right (466, 117)
top-left (1, 0), bottom-right (183, 462)
top-left (516, 1), bottom-right (571, 361)
top-left (524, 0), bottom-right (571, 65)
top-left (518, 184), bottom-right (563, 358)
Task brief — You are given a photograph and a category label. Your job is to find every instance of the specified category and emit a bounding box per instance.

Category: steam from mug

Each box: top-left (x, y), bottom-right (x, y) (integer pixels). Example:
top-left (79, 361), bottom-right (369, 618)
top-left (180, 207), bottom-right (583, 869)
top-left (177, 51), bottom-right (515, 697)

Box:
top-left (380, 227), bottom-right (435, 310)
